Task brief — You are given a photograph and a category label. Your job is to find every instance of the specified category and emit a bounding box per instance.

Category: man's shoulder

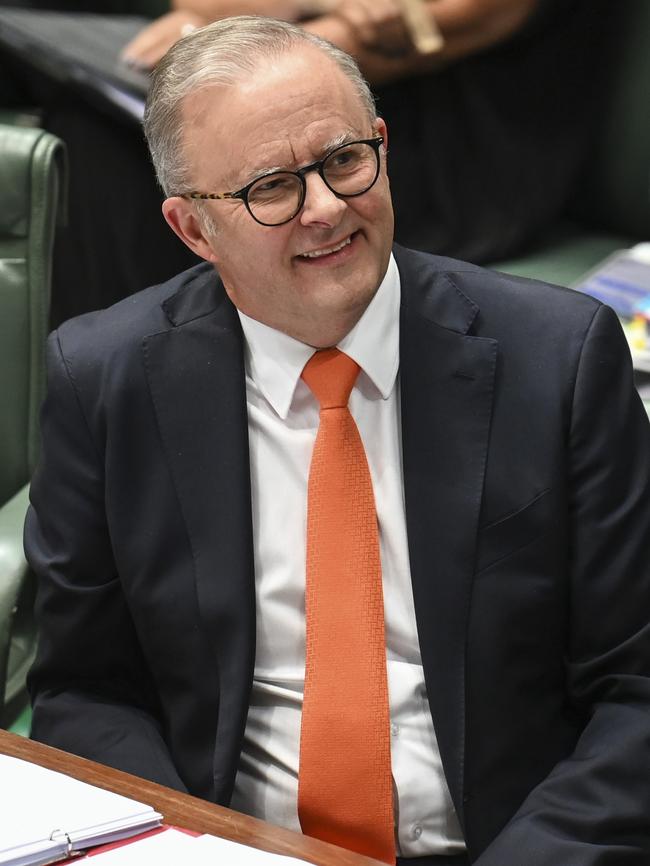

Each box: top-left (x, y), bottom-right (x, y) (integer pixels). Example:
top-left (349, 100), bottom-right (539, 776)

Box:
top-left (394, 243), bottom-right (602, 331)
top-left (55, 262), bottom-right (221, 360)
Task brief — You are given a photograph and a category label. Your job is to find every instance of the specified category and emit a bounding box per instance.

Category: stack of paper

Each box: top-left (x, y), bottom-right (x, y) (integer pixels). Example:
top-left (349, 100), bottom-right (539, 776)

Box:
top-left (0, 755), bottom-right (162, 866)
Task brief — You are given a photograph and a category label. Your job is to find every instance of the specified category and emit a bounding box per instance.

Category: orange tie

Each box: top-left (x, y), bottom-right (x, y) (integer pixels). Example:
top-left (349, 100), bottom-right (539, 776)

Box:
top-left (298, 348), bottom-right (395, 864)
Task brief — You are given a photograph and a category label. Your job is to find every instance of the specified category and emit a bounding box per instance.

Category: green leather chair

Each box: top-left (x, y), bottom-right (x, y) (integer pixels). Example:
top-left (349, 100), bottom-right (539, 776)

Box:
top-left (492, 0), bottom-right (650, 286)
top-left (0, 123), bottom-right (65, 729)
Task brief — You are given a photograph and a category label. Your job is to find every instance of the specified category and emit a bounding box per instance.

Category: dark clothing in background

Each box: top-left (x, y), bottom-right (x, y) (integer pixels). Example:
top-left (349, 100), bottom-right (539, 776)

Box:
top-left (1, 0), bottom-right (614, 324)
top-left (46, 104), bottom-right (198, 328)
top-left (382, 0), bottom-right (612, 262)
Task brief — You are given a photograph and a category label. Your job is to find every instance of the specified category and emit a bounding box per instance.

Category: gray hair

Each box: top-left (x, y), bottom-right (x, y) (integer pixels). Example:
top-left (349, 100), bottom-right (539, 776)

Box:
top-left (143, 15), bottom-right (377, 200)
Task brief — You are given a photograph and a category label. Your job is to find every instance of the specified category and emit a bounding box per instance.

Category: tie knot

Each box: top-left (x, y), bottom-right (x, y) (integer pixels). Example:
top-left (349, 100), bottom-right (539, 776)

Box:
top-left (301, 348), bottom-right (360, 409)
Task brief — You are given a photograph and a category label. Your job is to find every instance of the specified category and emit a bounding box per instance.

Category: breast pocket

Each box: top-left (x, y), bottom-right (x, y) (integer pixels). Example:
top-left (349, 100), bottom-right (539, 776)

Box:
top-left (475, 488), bottom-right (560, 574)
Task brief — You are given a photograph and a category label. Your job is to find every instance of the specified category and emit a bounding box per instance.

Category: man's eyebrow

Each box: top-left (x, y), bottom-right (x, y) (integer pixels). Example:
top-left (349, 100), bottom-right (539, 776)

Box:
top-left (237, 132), bottom-right (361, 188)
top-left (317, 131), bottom-right (357, 155)
top-left (237, 164), bottom-right (286, 188)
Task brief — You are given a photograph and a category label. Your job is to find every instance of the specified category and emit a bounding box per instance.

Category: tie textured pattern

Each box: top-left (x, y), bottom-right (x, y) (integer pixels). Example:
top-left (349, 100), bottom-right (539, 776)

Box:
top-left (298, 348), bottom-right (395, 864)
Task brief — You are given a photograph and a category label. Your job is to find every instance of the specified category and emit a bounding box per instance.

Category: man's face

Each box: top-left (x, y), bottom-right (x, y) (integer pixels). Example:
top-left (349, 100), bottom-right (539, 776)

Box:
top-left (163, 46), bottom-right (394, 347)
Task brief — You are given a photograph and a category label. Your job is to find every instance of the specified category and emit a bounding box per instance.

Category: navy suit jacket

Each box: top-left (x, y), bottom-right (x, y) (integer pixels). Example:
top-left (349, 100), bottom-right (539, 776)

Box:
top-left (26, 245), bottom-right (650, 863)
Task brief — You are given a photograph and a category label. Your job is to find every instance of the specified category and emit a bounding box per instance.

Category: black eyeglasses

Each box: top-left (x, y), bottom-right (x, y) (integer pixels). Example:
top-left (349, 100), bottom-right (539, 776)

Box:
top-left (182, 136), bottom-right (384, 227)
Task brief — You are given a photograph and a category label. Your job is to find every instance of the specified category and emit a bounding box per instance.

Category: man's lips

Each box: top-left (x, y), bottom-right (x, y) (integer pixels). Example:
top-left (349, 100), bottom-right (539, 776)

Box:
top-left (296, 233), bottom-right (355, 260)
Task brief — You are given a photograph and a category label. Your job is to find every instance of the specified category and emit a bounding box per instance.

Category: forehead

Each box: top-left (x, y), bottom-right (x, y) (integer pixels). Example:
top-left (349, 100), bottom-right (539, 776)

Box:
top-left (181, 46), bottom-right (372, 185)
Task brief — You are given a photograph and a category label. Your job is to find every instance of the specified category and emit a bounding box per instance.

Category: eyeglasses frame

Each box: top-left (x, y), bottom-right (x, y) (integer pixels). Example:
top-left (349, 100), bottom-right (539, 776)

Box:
top-left (181, 136), bottom-right (385, 227)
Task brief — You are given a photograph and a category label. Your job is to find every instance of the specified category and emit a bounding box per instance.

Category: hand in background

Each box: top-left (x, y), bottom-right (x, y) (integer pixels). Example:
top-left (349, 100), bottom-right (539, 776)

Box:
top-left (121, 0), bottom-right (539, 79)
top-left (121, 10), bottom-right (210, 69)
top-left (329, 0), bottom-right (412, 56)
top-left (337, 0), bottom-right (540, 60)
top-left (307, 0), bottom-right (538, 85)
top-left (120, 0), bottom-right (326, 69)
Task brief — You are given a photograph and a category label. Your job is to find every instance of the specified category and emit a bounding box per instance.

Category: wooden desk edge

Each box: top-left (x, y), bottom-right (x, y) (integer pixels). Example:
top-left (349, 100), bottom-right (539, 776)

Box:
top-left (0, 730), bottom-right (384, 866)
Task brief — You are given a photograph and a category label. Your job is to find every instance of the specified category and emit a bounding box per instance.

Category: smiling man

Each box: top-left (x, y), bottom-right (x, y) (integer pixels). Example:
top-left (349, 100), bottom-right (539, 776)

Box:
top-left (26, 16), bottom-right (650, 866)
top-left (161, 38), bottom-right (394, 349)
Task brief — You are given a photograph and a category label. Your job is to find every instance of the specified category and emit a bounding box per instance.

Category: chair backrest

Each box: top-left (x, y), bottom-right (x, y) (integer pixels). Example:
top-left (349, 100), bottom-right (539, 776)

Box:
top-left (573, 0), bottom-right (650, 238)
top-left (0, 124), bottom-right (65, 506)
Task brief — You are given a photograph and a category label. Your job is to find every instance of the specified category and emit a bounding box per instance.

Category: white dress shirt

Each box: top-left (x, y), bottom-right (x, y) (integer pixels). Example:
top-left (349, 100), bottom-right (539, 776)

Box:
top-left (230, 255), bottom-right (465, 857)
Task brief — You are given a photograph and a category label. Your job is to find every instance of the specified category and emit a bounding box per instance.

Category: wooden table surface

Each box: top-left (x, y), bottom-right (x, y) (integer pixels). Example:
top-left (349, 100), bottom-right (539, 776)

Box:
top-left (0, 729), bottom-right (384, 866)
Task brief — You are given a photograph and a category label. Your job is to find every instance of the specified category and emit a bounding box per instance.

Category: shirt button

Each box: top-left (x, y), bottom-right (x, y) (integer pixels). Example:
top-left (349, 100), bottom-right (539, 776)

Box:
top-left (412, 824), bottom-right (422, 840)
top-left (390, 723), bottom-right (400, 737)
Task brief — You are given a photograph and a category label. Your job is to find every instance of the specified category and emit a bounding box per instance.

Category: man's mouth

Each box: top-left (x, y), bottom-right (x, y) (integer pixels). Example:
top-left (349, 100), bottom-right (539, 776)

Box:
top-left (298, 234), bottom-right (353, 259)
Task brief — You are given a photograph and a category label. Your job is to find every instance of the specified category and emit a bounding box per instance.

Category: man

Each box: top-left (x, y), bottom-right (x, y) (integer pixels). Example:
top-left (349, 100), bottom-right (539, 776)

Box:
top-left (26, 16), bottom-right (650, 866)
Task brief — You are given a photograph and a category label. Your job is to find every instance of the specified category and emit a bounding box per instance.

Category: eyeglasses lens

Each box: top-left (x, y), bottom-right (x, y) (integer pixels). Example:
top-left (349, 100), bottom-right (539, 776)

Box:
top-left (323, 141), bottom-right (378, 195)
top-left (246, 141), bottom-right (379, 226)
top-left (248, 174), bottom-right (303, 226)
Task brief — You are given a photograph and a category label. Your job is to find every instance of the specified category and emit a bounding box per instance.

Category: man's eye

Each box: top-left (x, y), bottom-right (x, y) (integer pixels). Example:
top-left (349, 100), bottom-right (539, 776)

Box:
top-left (330, 149), bottom-right (357, 167)
top-left (250, 175), bottom-right (295, 198)
top-left (326, 146), bottom-right (367, 175)
top-left (258, 178), bottom-right (285, 192)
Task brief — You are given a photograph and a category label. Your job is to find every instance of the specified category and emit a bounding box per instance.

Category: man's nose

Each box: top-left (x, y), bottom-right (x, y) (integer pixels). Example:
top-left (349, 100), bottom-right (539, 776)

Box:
top-left (299, 171), bottom-right (347, 227)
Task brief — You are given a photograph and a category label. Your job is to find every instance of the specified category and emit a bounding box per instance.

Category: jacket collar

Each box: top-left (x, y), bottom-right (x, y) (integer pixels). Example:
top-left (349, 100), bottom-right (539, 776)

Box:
top-left (160, 262), bottom-right (231, 327)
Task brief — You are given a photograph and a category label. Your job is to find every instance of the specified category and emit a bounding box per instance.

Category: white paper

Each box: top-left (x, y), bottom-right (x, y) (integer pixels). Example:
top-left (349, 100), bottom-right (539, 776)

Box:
top-left (0, 755), bottom-right (161, 864)
top-left (193, 833), bottom-right (309, 865)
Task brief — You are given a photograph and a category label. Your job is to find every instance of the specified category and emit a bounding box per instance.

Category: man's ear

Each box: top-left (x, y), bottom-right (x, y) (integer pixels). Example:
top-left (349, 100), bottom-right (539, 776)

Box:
top-left (162, 197), bottom-right (219, 264)
top-left (376, 117), bottom-right (388, 154)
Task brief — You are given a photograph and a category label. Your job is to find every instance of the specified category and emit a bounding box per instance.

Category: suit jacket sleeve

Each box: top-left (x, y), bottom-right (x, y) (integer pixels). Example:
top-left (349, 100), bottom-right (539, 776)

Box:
top-left (475, 303), bottom-right (650, 864)
top-left (25, 330), bottom-right (188, 792)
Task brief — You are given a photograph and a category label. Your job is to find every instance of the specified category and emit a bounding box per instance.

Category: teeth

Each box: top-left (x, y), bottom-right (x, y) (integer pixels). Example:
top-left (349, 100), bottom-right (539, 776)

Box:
top-left (301, 236), bottom-right (351, 258)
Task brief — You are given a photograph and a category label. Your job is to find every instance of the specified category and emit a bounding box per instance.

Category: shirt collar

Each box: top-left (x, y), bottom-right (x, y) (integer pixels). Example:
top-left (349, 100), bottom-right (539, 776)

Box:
top-left (237, 253), bottom-right (401, 419)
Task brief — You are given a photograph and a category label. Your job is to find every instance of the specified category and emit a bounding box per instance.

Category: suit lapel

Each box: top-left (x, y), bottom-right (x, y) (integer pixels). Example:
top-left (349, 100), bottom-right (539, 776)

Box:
top-left (396, 247), bottom-right (497, 823)
top-left (143, 269), bottom-right (255, 800)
